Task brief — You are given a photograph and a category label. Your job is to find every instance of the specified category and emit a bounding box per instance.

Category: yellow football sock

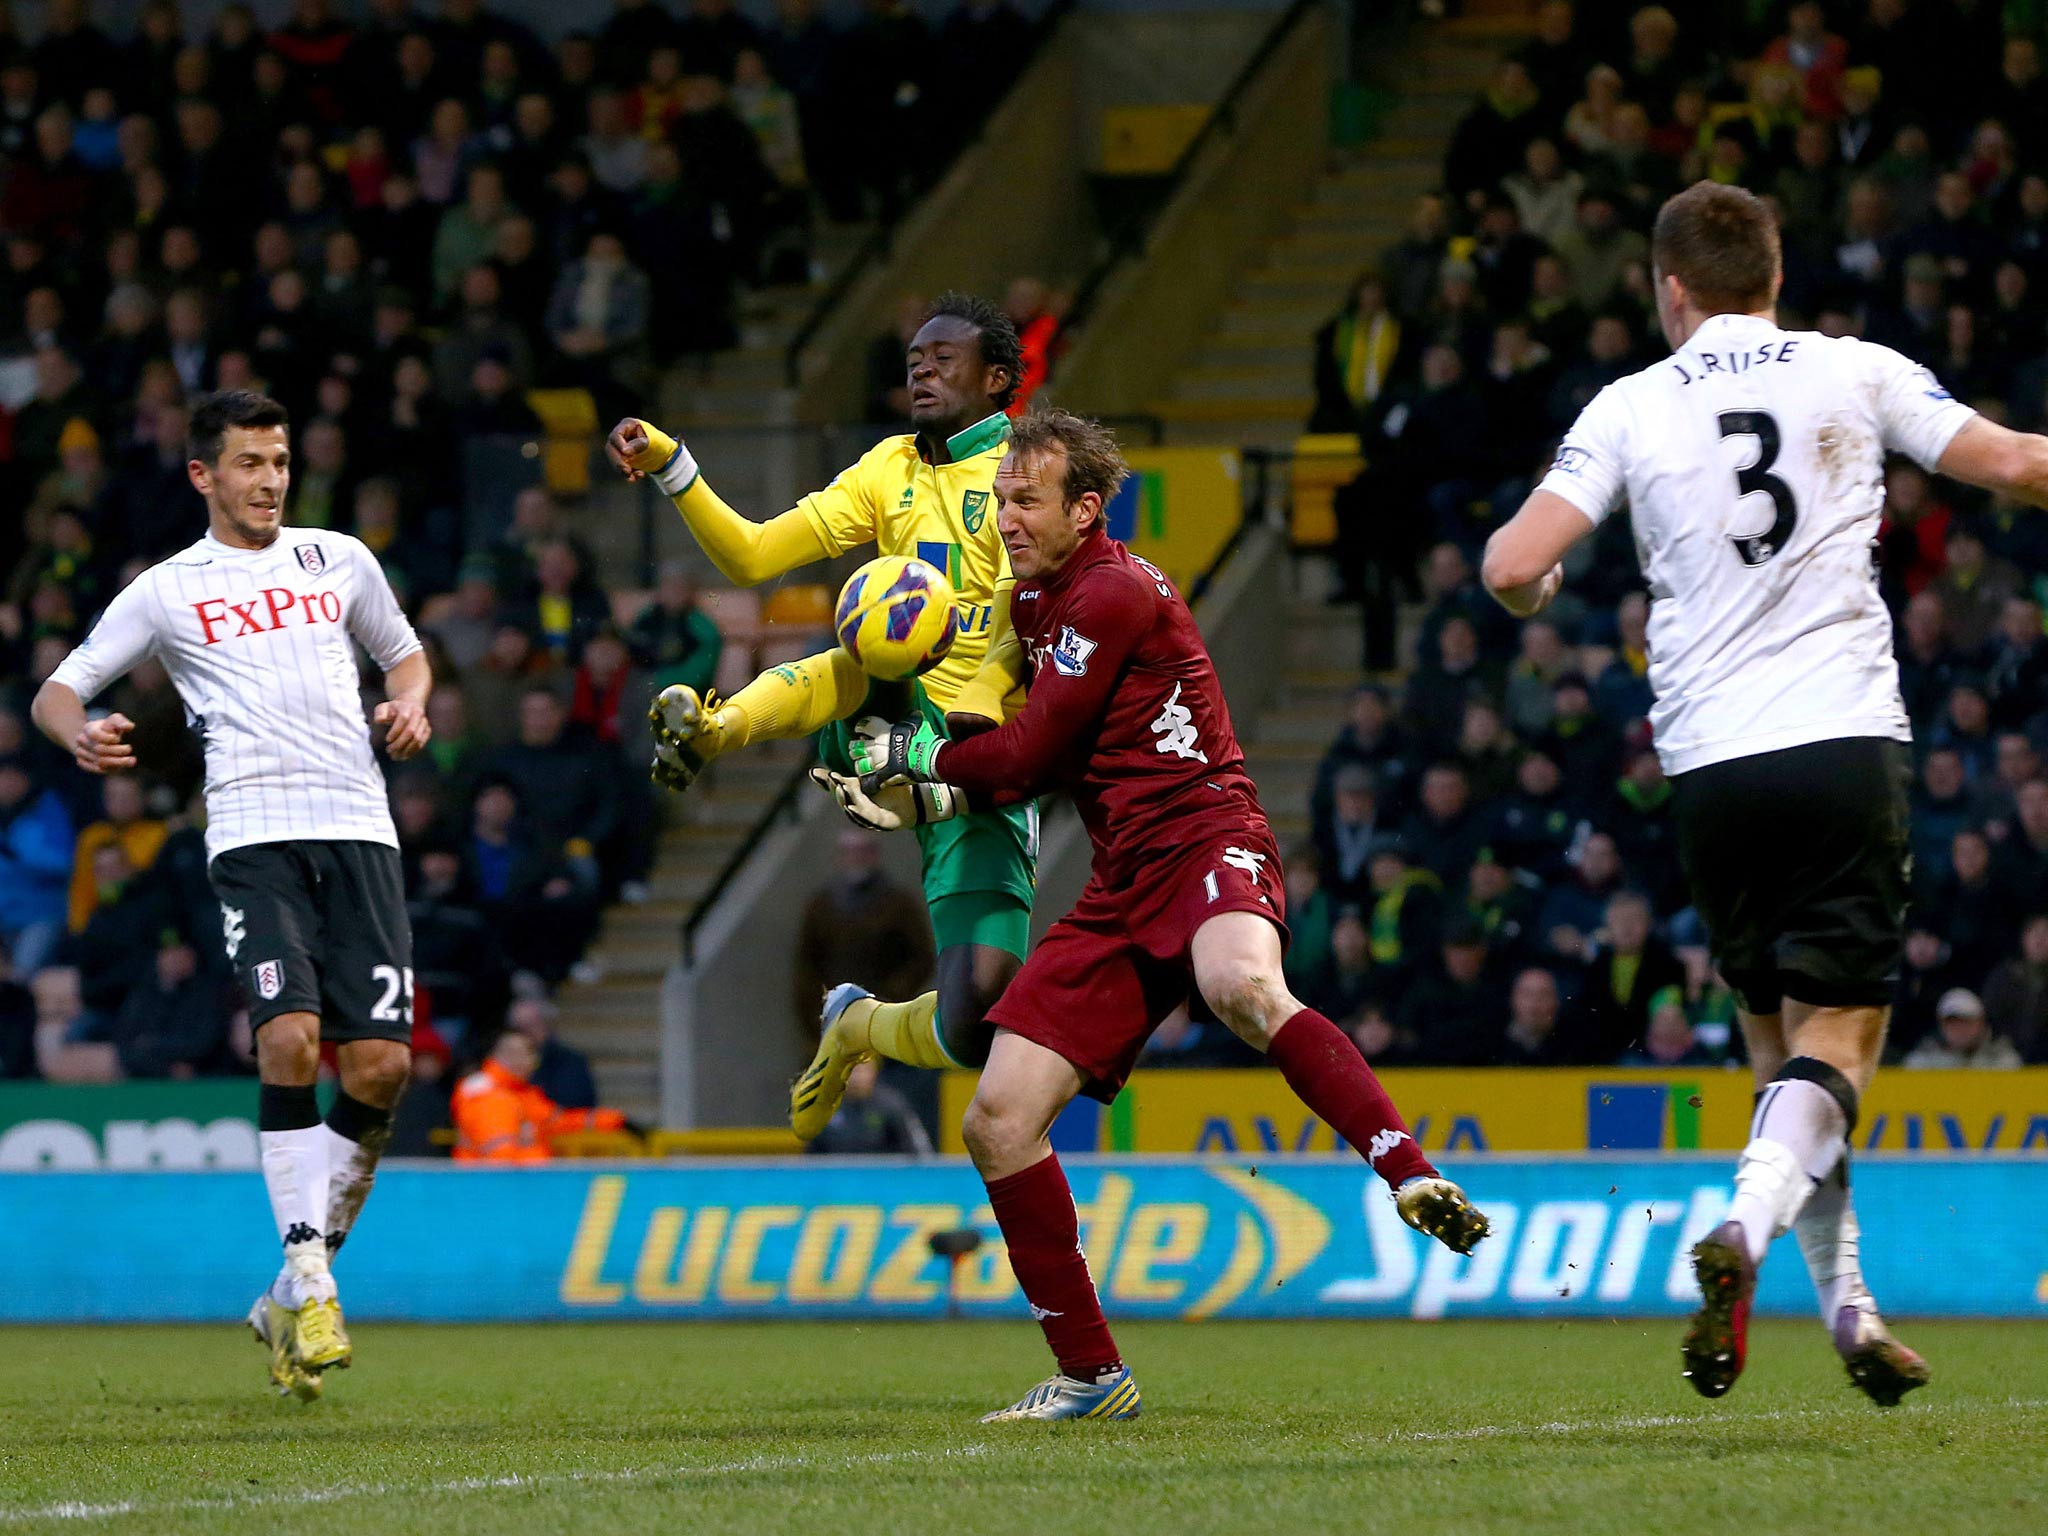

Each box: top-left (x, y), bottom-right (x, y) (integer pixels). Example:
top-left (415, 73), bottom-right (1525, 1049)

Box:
top-left (845, 992), bottom-right (955, 1069)
top-left (715, 647), bottom-right (868, 749)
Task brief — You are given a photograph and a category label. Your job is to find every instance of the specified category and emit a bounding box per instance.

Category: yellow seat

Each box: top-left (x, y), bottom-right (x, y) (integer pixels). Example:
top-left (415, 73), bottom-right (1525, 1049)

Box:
top-left (1289, 433), bottom-right (1365, 547)
top-left (644, 1127), bottom-right (806, 1157)
top-left (525, 388), bottom-right (601, 496)
top-left (761, 583), bottom-right (833, 631)
top-left (548, 1130), bottom-right (648, 1159)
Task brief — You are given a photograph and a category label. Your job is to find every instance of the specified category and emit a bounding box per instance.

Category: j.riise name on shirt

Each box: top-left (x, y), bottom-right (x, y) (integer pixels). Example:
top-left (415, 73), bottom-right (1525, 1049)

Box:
top-left (1669, 335), bottom-right (1801, 386)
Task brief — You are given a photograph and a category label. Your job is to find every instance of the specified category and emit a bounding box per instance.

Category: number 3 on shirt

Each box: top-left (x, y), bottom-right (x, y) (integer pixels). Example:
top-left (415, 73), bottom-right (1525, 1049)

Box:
top-left (1719, 410), bottom-right (1798, 567)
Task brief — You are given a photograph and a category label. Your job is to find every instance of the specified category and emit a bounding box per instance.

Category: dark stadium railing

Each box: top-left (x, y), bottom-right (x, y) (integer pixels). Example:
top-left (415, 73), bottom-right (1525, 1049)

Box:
top-left (780, 0), bottom-right (1080, 389)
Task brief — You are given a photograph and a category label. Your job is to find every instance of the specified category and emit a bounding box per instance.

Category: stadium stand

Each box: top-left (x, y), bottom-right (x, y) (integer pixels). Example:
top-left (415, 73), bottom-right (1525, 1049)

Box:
top-left (1142, 0), bottom-right (2048, 1074)
top-left (0, 0), bottom-right (1057, 1129)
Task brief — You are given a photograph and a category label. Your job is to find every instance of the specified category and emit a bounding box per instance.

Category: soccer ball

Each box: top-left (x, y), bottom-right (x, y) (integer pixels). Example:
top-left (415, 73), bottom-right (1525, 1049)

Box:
top-left (834, 555), bottom-right (960, 680)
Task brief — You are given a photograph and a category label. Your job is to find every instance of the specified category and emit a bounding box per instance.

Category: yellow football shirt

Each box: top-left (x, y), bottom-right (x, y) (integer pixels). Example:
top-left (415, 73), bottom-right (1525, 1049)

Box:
top-left (793, 411), bottom-right (1014, 713)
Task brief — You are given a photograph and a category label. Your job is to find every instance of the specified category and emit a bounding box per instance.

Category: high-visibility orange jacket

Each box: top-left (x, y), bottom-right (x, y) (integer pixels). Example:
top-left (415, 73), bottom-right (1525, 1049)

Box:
top-left (451, 1058), bottom-right (624, 1162)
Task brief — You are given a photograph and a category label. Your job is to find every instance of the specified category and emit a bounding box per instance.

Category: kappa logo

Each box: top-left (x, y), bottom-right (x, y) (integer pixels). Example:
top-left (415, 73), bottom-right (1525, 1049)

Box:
top-left (962, 488), bottom-right (990, 533)
top-left (1550, 445), bottom-right (1590, 477)
top-left (253, 959), bottom-right (285, 1001)
top-left (221, 904), bottom-right (246, 961)
top-left (1366, 1128), bottom-right (1412, 1166)
top-left (294, 544), bottom-right (326, 575)
top-left (1051, 625), bottom-right (1098, 677)
top-left (1027, 1302), bottom-right (1065, 1321)
top-left (1150, 682), bottom-right (1208, 763)
top-left (1221, 846), bottom-right (1267, 883)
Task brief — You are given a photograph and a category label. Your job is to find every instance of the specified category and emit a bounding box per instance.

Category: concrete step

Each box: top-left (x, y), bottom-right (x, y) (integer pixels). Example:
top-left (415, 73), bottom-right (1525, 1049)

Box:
top-left (1216, 295), bottom-right (1338, 332)
top-left (554, 1015), bottom-right (663, 1057)
top-left (1149, 395), bottom-right (1311, 424)
top-left (1235, 266), bottom-right (1362, 303)
top-left (1265, 227), bottom-right (1407, 265)
top-left (575, 942), bottom-right (674, 982)
top-left (1160, 418), bottom-right (1305, 451)
top-left (558, 983), bottom-right (665, 1025)
top-left (1242, 738), bottom-right (1328, 764)
top-left (1170, 364), bottom-right (1311, 402)
top-left (1200, 336), bottom-right (1327, 364)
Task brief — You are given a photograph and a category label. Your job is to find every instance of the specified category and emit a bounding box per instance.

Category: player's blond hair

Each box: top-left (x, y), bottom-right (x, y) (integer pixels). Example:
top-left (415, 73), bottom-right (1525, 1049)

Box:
top-left (1007, 409), bottom-right (1131, 514)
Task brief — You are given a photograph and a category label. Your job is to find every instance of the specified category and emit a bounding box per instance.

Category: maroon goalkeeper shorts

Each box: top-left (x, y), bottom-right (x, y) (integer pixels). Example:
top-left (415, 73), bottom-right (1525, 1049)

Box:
top-left (985, 824), bottom-right (1288, 1102)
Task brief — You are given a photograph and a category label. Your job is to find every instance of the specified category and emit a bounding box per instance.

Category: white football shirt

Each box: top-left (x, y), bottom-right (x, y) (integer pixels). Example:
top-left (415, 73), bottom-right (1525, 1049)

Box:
top-left (1537, 312), bottom-right (1977, 775)
top-left (48, 526), bottom-right (422, 859)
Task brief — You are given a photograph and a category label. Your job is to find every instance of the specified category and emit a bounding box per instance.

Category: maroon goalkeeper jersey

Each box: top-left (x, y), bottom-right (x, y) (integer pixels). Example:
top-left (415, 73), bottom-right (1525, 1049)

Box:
top-left (934, 533), bottom-right (1269, 884)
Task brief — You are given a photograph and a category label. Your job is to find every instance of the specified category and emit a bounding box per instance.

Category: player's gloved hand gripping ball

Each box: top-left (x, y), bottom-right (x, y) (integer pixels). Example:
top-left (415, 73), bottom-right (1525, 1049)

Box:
top-left (858, 718), bottom-right (946, 793)
top-left (811, 716), bottom-right (958, 830)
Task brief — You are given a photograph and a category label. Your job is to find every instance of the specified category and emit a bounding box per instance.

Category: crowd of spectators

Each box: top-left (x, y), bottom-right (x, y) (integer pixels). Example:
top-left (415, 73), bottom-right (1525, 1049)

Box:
top-left (5, 4), bottom-right (1077, 1104)
top-left (1293, 0), bottom-right (2048, 1073)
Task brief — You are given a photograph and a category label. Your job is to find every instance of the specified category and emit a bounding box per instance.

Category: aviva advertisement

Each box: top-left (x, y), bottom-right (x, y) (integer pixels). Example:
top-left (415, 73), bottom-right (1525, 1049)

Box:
top-left (1110, 448), bottom-right (1241, 595)
top-left (1, 1159), bottom-right (2041, 1323)
top-left (937, 1068), bottom-right (2048, 1156)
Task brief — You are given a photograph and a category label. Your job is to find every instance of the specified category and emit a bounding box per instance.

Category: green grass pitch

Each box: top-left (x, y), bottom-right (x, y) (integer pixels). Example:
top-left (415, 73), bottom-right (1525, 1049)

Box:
top-left (1, 1319), bottom-right (2042, 1535)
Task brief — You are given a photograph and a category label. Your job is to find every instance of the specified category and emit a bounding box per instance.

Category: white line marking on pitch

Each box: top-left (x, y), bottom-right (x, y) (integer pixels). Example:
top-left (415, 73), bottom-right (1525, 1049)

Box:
top-left (5, 1399), bottom-right (2042, 1525)
top-left (0, 1444), bottom-right (993, 1526)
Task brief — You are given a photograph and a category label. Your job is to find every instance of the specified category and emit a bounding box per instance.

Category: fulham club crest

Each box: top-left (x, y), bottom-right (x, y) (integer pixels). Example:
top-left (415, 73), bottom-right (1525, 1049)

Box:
top-left (253, 959), bottom-right (285, 1001)
top-left (295, 544), bottom-right (326, 575)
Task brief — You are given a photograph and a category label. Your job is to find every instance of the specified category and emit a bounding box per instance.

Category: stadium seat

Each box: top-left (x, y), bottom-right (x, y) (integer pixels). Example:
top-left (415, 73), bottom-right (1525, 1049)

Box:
top-left (524, 388), bottom-right (600, 497)
top-left (761, 584), bottom-right (834, 630)
top-left (644, 1127), bottom-right (805, 1157)
top-left (1287, 434), bottom-right (1364, 547)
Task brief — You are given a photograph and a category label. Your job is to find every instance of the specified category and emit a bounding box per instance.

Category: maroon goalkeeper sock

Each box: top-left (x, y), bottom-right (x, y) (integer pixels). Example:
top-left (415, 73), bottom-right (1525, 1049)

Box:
top-left (1268, 1008), bottom-right (1437, 1188)
top-left (985, 1154), bottom-right (1123, 1380)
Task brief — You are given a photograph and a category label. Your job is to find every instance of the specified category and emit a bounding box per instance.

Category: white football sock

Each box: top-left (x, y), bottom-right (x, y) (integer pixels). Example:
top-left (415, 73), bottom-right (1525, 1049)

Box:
top-left (270, 1121), bottom-right (389, 1302)
top-left (260, 1126), bottom-right (334, 1305)
top-left (1725, 1078), bottom-right (1847, 1265)
top-left (1793, 1158), bottom-right (1873, 1322)
top-left (321, 1119), bottom-right (388, 1256)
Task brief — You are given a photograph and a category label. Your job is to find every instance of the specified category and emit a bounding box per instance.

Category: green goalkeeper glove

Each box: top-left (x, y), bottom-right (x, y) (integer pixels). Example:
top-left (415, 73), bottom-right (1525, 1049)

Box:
top-left (857, 718), bottom-right (945, 792)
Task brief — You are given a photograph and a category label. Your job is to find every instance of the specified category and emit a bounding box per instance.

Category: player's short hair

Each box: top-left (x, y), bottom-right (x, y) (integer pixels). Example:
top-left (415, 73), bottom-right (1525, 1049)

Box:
top-left (1006, 409), bottom-right (1131, 519)
top-left (923, 291), bottom-right (1023, 408)
top-left (188, 390), bottom-right (290, 466)
top-left (1650, 181), bottom-right (1780, 315)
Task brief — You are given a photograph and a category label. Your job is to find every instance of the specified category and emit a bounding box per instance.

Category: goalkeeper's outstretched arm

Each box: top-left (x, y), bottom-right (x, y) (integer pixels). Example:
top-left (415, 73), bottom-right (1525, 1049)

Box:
top-left (606, 417), bottom-right (831, 587)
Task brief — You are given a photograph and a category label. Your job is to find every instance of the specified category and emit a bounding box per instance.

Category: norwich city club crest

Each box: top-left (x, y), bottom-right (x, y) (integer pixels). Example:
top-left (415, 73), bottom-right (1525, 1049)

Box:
top-left (962, 489), bottom-right (989, 533)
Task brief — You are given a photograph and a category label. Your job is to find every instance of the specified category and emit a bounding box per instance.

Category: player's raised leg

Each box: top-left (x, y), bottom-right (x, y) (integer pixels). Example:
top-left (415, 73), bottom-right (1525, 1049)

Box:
top-left (963, 1029), bottom-right (1139, 1422)
top-left (796, 894), bottom-right (1024, 1138)
top-left (651, 647), bottom-right (870, 792)
top-left (1190, 909), bottom-right (1490, 1253)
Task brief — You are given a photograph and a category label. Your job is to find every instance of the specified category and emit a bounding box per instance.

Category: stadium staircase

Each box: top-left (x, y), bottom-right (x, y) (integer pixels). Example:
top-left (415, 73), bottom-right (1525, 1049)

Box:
top-left (1158, 6), bottom-right (1533, 842)
top-left (538, 234), bottom-right (879, 1122)
top-left (1148, 11), bottom-right (1527, 449)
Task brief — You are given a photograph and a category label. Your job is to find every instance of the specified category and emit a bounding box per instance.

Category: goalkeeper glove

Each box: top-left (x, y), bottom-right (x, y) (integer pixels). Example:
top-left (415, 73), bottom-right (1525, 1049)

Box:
top-left (807, 766), bottom-right (960, 831)
top-left (858, 718), bottom-right (945, 793)
top-left (625, 418), bottom-right (699, 495)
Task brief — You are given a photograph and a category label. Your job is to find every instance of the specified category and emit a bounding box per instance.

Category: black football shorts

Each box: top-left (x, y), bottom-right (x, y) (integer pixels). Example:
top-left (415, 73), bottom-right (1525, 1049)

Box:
top-left (1670, 736), bottom-right (1911, 1015)
top-left (207, 840), bottom-right (414, 1041)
